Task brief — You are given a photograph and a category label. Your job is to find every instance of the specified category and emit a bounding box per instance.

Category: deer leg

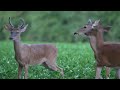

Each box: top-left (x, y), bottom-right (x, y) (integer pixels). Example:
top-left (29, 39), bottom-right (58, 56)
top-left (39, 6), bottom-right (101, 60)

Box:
top-left (45, 61), bottom-right (64, 77)
top-left (24, 65), bottom-right (28, 79)
top-left (18, 64), bottom-right (23, 79)
top-left (56, 65), bottom-right (64, 77)
top-left (106, 67), bottom-right (110, 79)
top-left (42, 62), bottom-right (50, 69)
top-left (95, 67), bottom-right (102, 79)
top-left (116, 68), bottom-right (120, 79)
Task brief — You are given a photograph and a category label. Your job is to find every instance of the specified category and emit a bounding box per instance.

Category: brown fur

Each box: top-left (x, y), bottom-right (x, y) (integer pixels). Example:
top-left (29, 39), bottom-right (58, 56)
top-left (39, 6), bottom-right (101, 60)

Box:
top-left (17, 44), bottom-right (57, 65)
top-left (76, 20), bottom-right (120, 79)
top-left (5, 17), bottom-right (64, 79)
top-left (74, 20), bottom-right (111, 79)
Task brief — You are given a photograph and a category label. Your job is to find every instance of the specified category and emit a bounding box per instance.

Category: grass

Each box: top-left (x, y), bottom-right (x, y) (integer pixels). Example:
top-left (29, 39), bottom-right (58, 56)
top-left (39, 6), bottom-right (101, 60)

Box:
top-left (0, 41), bottom-right (116, 79)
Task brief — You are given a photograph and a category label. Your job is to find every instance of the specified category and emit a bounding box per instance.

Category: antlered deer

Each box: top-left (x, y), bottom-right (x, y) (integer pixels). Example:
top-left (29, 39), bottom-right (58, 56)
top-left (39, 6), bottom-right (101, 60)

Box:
top-left (5, 17), bottom-right (64, 79)
top-left (74, 19), bottom-right (111, 79)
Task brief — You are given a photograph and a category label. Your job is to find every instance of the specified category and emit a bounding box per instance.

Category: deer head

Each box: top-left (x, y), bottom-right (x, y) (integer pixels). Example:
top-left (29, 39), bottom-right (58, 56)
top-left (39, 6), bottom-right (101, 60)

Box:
top-left (5, 17), bottom-right (28, 40)
top-left (74, 19), bottom-right (112, 36)
top-left (74, 19), bottom-right (93, 36)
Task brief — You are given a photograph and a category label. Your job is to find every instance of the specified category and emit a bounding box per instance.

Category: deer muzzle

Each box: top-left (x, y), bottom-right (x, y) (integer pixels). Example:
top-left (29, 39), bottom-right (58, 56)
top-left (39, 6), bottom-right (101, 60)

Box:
top-left (74, 32), bottom-right (79, 35)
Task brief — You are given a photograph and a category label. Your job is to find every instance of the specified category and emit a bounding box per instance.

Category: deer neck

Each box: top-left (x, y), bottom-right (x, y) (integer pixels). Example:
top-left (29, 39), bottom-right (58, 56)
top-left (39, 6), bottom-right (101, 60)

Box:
top-left (89, 36), bottom-right (97, 54)
top-left (13, 36), bottom-right (22, 57)
top-left (96, 29), bottom-right (104, 49)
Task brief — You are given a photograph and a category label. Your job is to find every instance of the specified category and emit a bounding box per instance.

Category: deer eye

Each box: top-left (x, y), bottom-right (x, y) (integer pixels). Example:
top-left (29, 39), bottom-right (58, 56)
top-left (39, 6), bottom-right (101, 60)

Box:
top-left (84, 26), bottom-right (87, 28)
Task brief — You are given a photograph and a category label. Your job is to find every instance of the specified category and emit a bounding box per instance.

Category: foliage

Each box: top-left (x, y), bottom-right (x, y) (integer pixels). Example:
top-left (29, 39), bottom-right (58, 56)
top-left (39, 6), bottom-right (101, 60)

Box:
top-left (0, 11), bottom-right (120, 43)
top-left (0, 41), bottom-right (116, 79)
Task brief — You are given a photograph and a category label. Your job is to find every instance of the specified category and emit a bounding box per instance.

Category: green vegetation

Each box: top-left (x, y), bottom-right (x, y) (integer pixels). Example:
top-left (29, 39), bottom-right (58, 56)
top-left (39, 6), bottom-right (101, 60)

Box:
top-left (0, 11), bottom-right (120, 43)
top-left (0, 11), bottom-right (119, 79)
top-left (0, 41), bottom-right (116, 79)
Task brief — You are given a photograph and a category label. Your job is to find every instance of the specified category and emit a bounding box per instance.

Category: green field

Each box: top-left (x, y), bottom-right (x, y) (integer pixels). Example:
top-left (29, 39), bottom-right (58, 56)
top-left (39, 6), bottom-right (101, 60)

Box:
top-left (0, 41), bottom-right (116, 79)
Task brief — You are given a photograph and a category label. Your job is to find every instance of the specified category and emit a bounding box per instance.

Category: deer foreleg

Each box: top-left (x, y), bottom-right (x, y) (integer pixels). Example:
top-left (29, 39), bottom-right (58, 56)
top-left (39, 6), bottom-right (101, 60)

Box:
top-left (95, 67), bottom-right (102, 79)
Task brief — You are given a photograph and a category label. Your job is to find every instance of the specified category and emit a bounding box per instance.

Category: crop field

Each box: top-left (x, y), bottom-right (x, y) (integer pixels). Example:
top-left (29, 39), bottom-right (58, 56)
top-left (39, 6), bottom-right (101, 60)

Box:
top-left (0, 41), bottom-right (116, 79)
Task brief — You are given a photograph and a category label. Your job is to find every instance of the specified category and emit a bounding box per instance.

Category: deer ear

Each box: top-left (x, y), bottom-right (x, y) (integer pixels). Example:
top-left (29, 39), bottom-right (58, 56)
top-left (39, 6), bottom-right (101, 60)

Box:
top-left (103, 26), bottom-right (112, 32)
top-left (20, 24), bottom-right (28, 32)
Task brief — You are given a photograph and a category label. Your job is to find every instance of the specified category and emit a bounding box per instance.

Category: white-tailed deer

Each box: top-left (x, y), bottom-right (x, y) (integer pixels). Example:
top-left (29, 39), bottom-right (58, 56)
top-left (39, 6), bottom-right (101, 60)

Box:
top-left (74, 19), bottom-right (111, 79)
top-left (5, 17), bottom-right (64, 79)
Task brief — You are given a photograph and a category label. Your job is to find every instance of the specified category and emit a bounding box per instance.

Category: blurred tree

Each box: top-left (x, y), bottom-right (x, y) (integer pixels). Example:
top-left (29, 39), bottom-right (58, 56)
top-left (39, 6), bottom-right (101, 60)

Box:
top-left (0, 11), bottom-right (120, 43)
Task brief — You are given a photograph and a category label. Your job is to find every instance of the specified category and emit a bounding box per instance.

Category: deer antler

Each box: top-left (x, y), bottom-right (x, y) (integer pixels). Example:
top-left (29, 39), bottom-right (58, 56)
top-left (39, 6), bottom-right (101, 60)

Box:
top-left (92, 19), bottom-right (101, 28)
top-left (9, 17), bottom-right (14, 27)
top-left (19, 18), bottom-right (25, 29)
top-left (94, 20), bottom-right (100, 26)
top-left (88, 19), bottom-right (92, 24)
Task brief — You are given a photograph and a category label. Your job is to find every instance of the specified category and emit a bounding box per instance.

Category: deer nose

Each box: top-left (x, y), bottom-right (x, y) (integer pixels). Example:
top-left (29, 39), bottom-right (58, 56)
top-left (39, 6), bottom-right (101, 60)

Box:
top-left (74, 32), bottom-right (78, 35)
